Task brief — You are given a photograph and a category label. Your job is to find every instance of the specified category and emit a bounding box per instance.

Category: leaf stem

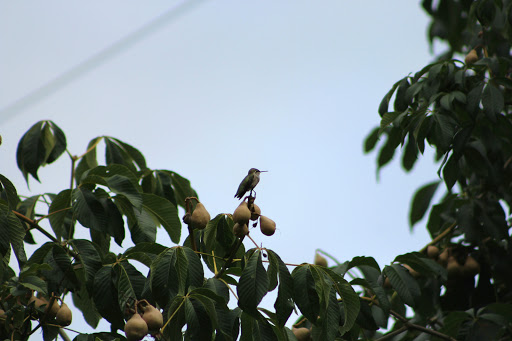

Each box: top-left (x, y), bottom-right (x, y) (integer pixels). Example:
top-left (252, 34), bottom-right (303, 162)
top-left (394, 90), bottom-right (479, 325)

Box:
top-left (161, 296), bottom-right (187, 334)
top-left (419, 222), bottom-right (456, 253)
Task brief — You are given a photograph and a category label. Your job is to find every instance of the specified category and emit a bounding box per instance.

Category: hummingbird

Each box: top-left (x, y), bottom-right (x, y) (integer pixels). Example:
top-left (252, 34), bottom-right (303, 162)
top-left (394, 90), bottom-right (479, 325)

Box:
top-left (234, 168), bottom-right (267, 199)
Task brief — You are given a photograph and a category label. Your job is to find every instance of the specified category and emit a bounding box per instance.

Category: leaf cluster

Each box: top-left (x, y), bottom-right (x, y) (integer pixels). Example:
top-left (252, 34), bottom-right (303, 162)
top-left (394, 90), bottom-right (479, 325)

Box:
top-left (365, 0), bottom-right (512, 339)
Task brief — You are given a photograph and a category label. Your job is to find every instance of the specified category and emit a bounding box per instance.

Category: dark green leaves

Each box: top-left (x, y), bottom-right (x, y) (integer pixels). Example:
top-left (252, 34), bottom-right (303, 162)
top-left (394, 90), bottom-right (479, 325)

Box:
top-left (482, 82), bottom-right (504, 122)
top-left (237, 249), bottom-right (269, 315)
top-left (150, 246), bottom-right (204, 308)
top-left (0, 204), bottom-right (27, 265)
top-left (383, 264), bottom-right (421, 307)
top-left (16, 120), bottom-right (67, 183)
top-left (409, 180), bottom-right (440, 228)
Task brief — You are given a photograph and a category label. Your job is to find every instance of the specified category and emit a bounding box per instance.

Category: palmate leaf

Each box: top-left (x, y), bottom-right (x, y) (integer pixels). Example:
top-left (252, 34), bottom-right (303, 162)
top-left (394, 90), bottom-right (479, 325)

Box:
top-left (237, 249), bottom-right (269, 316)
top-left (123, 242), bottom-right (167, 267)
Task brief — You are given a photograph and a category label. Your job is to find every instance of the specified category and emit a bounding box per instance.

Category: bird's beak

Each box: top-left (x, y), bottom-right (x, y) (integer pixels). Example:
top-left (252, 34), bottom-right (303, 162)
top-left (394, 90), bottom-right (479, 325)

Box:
top-left (260, 170), bottom-right (268, 172)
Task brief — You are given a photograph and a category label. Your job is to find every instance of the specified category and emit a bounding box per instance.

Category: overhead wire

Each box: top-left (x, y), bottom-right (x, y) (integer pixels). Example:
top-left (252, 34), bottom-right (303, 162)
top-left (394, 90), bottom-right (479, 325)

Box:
top-left (0, 0), bottom-right (207, 123)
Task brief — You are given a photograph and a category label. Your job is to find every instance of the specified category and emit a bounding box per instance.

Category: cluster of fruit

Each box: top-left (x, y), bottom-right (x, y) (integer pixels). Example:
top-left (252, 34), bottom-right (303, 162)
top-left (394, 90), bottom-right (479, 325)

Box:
top-left (232, 197), bottom-right (276, 237)
top-left (124, 300), bottom-right (163, 341)
top-left (427, 245), bottom-right (480, 279)
top-left (27, 295), bottom-right (72, 326)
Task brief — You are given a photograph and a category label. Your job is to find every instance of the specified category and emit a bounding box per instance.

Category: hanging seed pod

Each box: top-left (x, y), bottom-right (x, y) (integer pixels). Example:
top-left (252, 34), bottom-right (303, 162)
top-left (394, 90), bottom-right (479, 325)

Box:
top-left (233, 201), bottom-right (251, 225)
top-left (233, 222), bottom-right (249, 237)
top-left (465, 49), bottom-right (479, 64)
top-left (142, 304), bottom-right (163, 332)
top-left (250, 203), bottom-right (261, 221)
top-left (124, 313), bottom-right (149, 341)
top-left (189, 202), bottom-right (210, 229)
top-left (55, 303), bottom-right (72, 326)
top-left (259, 216), bottom-right (276, 236)
top-left (292, 327), bottom-right (312, 341)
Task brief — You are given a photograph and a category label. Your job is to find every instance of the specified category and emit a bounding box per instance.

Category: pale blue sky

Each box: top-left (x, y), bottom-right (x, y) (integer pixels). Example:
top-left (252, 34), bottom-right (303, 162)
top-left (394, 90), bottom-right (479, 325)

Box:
top-left (1, 1), bottom-right (442, 336)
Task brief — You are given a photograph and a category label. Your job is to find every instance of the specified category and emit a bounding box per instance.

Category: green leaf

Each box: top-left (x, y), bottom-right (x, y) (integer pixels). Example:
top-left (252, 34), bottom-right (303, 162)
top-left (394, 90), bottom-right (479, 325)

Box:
top-left (0, 174), bottom-right (19, 210)
top-left (348, 256), bottom-right (381, 272)
top-left (320, 267), bottom-right (360, 335)
top-left (185, 297), bottom-right (214, 340)
top-left (123, 242), bottom-right (167, 267)
top-left (48, 189), bottom-right (72, 239)
top-left (439, 311), bottom-right (472, 337)
top-left (69, 239), bottom-right (102, 288)
top-left (16, 121), bottom-right (67, 183)
top-left (291, 265), bottom-right (319, 323)
top-left (112, 138), bottom-right (147, 171)
top-left (363, 127), bottom-right (380, 153)
top-left (482, 82), bottom-right (504, 122)
top-left (72, 285), bottom-right (102, 329)
top-left (237, 249), bottom-right (269, 315)
top-left (394, 252), bottom-right (447, 280)
top-left (267, 250), bottom-right (294, 327)
top-left (378, 78), bottom-right (402, 117)
top-left (19, 274), bottom-right (48, 293)
top-left (141, 193), bottom-right (181, 244)
top-left (0, 204), bottom-right (27, 265)
top-left (383, 264), bottom-right (421, 307)
top-left (167, 171), bottom-right (198, 209)
top-left (442, 153), bottom-right (459, 190)
top-left (116, 262), bottom-right (140, 315)
top-left (93, 265), bottom-right (124, 329)
top-left (150, 248), bottom-right (179, 308)
top-left (72, 187), bottom-right (107, 233)
top-left (409, 180), bottom-right (440, 228)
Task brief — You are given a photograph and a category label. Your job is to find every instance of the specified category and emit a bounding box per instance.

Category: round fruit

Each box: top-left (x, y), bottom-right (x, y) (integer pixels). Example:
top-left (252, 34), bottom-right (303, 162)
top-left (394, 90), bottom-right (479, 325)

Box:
top-left (189, 203), bottom-right (210, 230)
top-left (465, 49), bottom-right (479, 64)
top-left (124, 313), bottom-right (149, 341)
top-left (438, 248), bottom-right (450, 267)
top-left (142, 305), bottom-right (163, 332)
top-left (462, 256), bottom-right (480, 277)
top-left (250, 204), bottom-right (261, 221)
top-left (426, 245), bottom-right (440, 260)
top-left (314, 253), bottom-right (328, 267)
top-left (29, 296), bottom-right (45, 309)
top-left (56, 303), bottom-right (72, 326)
top-left (233, 223), bottom-right (249, 238)
top-left (259, 216), bottom-right (276, 236)
top-left (292, 327), bottom-right (311, 341)
top-left (446, 256), bottom-right (463, 278)
top-left (233, 202), bottom-right (251, 225)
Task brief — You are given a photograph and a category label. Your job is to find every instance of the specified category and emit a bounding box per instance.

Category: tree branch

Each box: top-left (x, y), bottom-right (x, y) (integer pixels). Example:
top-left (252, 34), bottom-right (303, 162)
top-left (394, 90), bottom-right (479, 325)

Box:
top-left (13, 210), bottom-right (59, 243)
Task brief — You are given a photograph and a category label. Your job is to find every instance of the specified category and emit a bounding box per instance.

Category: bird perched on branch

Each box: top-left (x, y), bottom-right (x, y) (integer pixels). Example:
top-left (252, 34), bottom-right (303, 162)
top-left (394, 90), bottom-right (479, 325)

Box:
top-left (234, 168), bottom-right (267, 199)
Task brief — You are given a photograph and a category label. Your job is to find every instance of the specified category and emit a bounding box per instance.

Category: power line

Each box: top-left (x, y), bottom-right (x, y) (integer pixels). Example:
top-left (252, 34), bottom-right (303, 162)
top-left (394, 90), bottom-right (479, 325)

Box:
top-left (0, 0), bottom-right (206, 123)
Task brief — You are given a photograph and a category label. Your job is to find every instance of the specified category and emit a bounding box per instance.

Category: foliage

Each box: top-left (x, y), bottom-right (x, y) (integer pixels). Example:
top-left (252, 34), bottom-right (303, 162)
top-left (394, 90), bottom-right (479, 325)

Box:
top-left (365, 0), bottom-right (512, 339)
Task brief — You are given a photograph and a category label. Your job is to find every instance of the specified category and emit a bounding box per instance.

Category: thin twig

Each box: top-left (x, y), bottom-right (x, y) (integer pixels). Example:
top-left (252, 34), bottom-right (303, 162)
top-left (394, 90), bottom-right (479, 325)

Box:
top-left (419, 222), bottom-right (456, 253)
